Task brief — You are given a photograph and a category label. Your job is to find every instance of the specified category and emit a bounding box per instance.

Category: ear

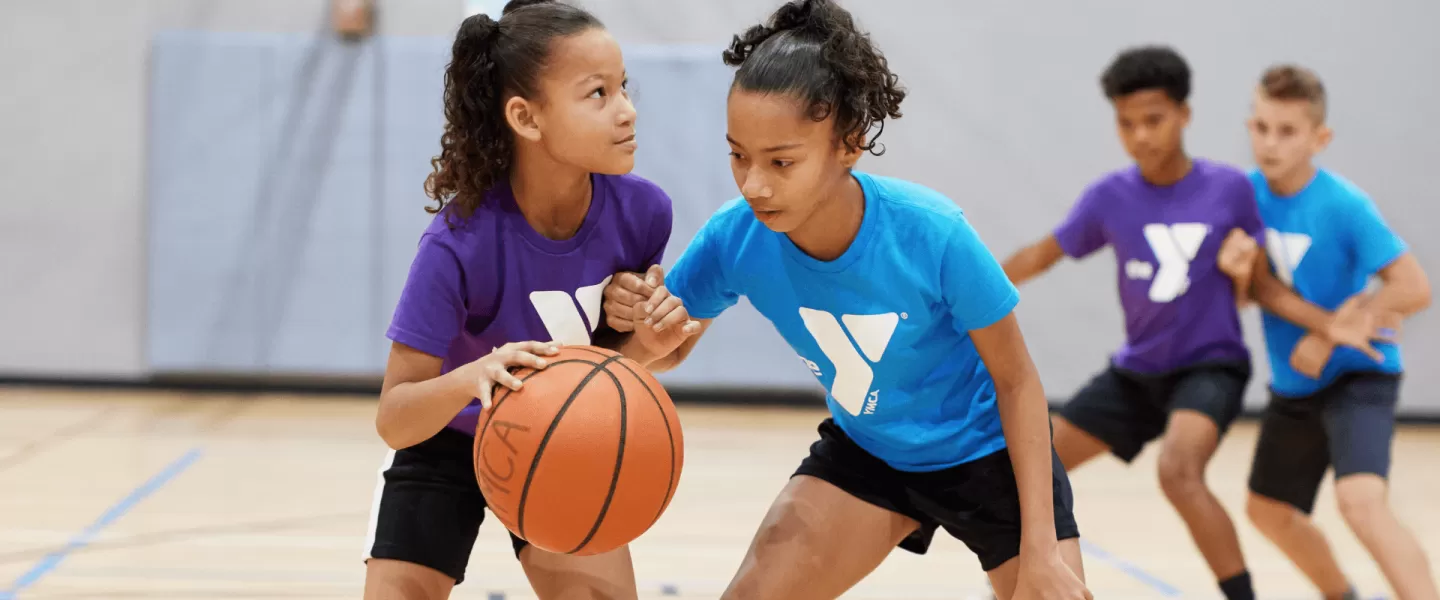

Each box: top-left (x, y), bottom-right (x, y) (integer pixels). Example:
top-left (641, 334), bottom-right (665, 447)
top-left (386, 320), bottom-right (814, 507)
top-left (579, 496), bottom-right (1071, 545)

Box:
top-left (1179, 102), bottom-right (1193, 127)
top-left (505, 95), bottom-right (543, 143)
top-left (1314, 124), bottom-right (1334, 152)
top-left (838, 132), bottom-right (865, 169)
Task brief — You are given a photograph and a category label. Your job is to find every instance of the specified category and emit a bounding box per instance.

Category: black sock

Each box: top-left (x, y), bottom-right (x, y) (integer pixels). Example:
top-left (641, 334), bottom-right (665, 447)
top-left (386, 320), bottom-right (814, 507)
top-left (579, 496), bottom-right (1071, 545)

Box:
top-left (1218, 571), bottom-right (1254, 600)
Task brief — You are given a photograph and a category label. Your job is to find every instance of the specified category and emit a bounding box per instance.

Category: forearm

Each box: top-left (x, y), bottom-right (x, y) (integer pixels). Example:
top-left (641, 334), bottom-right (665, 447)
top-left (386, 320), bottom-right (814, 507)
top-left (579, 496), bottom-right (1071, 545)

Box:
top-left (1002, 245), bottom-right (1058, 286)
top-left (995, 373), bottom-right (1059, 550)
top-left (1253, 274), bottom-right (1334, 334)
top-left (1231, 271), bottom-right (1253, 308)
top-left (376, 369), bottom-right (476, 450)
top-left (615, 335), bottom-right (697, 373)
top-left (1365, 257), bottom-right (1432, 317)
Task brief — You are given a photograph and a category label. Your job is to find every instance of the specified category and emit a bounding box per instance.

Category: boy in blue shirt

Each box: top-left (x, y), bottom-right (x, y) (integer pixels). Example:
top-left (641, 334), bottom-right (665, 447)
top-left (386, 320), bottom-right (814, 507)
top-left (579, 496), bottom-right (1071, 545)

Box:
top-left (1218, 64), bottom-right (1437, 600)
top-left (605, 2), bottom-right (1088, 598)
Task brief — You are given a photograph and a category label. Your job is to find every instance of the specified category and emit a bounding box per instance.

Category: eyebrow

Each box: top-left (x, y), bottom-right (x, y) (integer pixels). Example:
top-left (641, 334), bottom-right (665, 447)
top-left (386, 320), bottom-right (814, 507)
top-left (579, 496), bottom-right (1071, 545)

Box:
top-left (726, 134), bottom-right (803, 153)
top-left (576, 71), bottom-right (626, 86)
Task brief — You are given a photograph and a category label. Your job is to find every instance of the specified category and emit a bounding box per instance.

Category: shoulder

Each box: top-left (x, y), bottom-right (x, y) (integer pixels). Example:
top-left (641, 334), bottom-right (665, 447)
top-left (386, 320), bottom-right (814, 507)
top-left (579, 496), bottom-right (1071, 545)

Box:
top-left (1313, 169), bottom-right (1374, 207)
top-left (858, 171), bottom-right (966, 225)
top-left (856, 172), bottom-right (987, 262)
top-left (1196, 158), bottom-right (1251, 183)
top-left (418, 199), bottom-right (498, 250)
top-left (1195, 158), bottom-right (1255, 195)
top-left (1070, 166), bottom-right (1142, 211)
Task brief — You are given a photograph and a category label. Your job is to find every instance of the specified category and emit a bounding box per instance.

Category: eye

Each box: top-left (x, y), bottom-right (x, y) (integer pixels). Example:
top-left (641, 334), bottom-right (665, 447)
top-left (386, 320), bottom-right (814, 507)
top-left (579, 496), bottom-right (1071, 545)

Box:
top-left (728, 151), bottom-right (745, 161)
top-left (771, 159), bottom-right (792, 168)
top-left (587, 87), bottom-right (606, 99)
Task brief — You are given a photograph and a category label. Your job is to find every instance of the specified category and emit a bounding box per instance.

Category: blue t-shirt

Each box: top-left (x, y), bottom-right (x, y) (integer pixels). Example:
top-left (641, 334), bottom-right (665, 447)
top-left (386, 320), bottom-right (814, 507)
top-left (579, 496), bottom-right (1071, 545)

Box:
top-left (1252, 168), bottom-right (1407, 397)
top-left (666, 171), bottom-right (1018, 471)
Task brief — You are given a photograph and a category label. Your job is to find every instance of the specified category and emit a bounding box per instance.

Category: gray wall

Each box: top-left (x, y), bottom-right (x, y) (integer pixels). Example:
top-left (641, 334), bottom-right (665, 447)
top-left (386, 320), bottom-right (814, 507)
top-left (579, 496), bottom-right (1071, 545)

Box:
top-left (2, 0), bottom-right (1437, 415)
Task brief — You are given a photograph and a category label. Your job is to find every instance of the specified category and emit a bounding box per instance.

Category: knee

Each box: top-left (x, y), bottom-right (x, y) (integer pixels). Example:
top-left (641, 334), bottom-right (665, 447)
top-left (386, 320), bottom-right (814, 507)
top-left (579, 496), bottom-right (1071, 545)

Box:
top-left (1156, 451), bottom-right (1206, 502)
top-left (747, 496), bottom-right (826, 569)
top-left (1335, 475), bottom-right (1388, 531)
top-left (1246, 492), bottom-right (1299, 532)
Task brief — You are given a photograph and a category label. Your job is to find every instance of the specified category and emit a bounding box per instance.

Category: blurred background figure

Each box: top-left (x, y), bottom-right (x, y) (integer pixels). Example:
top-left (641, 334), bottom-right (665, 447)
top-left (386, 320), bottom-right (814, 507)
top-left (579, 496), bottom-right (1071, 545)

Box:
top-left (0, 0), bottom-right (1436, 598)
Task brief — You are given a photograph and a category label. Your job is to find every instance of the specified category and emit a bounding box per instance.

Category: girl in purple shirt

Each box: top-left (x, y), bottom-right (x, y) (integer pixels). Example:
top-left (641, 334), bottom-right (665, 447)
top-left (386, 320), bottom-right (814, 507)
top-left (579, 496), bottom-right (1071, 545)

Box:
top-left (364, 1), bottom-right (689, 598)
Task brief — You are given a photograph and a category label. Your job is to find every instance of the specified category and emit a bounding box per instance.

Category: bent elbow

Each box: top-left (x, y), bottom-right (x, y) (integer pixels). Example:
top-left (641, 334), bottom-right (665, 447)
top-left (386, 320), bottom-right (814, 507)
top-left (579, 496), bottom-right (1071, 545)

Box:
top-left (374, 406), bottom-right (415, 451)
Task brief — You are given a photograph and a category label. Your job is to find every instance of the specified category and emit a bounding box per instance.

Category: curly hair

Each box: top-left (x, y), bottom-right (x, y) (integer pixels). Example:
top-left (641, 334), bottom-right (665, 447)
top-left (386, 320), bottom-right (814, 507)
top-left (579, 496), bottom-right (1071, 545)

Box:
top-left (722, 0), bottom-right (906, 156)
top-left (424, 0), bottom-right (602, 223)
top-left (1100, 45), bottom-right (1191, 104)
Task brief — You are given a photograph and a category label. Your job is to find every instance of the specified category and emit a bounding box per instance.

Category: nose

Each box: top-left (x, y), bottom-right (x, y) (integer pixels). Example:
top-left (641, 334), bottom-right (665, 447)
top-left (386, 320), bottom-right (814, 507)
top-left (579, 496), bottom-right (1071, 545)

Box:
top-left (616, 92), bottom-right (636, 128)
top-left (740, 167), bottom-right (771, 201)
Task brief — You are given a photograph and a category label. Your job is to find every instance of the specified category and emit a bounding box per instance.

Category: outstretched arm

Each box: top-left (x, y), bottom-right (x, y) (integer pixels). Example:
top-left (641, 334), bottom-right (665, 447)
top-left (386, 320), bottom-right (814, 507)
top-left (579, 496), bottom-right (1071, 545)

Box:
top-left (1002, 235), bottom-right (1067, 286)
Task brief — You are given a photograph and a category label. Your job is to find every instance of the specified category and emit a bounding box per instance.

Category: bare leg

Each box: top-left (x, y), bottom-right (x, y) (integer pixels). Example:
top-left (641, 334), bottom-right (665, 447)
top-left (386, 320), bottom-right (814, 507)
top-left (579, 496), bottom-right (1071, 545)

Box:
top-left (985, 538), bottom-right (1087, 600)
top-left (720, 475), bottom-right (920, 600)
top-left (1050, 415), bottom-right (1110, 471)
top-left (1335, 474), bottom-right (1440, 600)
top-left (518, 544), bottom-right (638, 600)
top-left (1155, 410), bottom-right (1248, 581)
top-left (1245, 492), bottom-right (1351, 598)
top-left (364, 559), bottom-right (455, 600)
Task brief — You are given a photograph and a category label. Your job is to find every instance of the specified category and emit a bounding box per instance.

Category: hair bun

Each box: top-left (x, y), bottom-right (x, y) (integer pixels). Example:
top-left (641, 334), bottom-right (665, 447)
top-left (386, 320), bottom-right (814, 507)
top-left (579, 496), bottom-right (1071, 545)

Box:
top-left (769, 0), bottom-right (834, 37)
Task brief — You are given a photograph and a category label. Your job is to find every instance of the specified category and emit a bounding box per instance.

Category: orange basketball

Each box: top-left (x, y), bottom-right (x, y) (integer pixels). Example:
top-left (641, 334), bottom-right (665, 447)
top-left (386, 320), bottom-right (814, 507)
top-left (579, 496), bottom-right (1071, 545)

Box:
top-left (473, 345), bottom-right (684, 556)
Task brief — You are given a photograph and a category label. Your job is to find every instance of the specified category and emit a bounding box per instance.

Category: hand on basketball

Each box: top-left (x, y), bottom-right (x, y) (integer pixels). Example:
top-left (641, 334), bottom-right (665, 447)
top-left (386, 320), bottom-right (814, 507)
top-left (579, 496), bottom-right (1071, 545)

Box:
top-left (472, 341), bottom-right (561, 410)
top-left (1217, 228), bottom-right (1259, 281)
top-left (1015, 547), bottom-right (1092, 600)
top-left (602, 270), bottom-right (655, 333)
top-left (634, 264), bottom-right (702, 356)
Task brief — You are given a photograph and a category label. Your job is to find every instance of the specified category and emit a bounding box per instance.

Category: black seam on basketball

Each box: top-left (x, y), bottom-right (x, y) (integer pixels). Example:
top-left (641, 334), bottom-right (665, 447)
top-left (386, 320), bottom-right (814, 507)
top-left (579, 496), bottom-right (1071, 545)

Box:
top-left (515, 355), bottom-right (622, 542)
top-left (612, 360), bottom-right (679, 524)
top-left (567, 361), bottom-right (627, 554)
top-left (476, 358), bottom-right (600, 448)
top-left (475, 360), bottom-right (603, 512)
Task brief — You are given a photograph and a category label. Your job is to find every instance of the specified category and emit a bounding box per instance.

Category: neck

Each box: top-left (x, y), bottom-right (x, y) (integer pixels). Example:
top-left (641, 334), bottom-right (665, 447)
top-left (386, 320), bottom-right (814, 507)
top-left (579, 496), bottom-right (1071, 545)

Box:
top-left (510, 144), bottom-right (592, 240)
top-left (1140, 152), bottom-right (1193, 186)
top-left (787, 173), bottom-right (864, 262)
top-left (1268, 163), bottom-right (1317, 197)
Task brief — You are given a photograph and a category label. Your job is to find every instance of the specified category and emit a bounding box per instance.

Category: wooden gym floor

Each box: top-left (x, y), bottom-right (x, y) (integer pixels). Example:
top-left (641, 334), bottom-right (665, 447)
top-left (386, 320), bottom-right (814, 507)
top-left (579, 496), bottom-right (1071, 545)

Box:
top-left (0, 387), bottom-right (1436, 599)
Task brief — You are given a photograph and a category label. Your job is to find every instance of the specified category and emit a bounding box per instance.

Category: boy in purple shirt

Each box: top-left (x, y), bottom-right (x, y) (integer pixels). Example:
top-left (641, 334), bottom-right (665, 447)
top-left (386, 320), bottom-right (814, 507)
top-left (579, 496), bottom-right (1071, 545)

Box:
top-left (1001, 46), bottom-right (1261, 600)
top-left (363, 1), bottom-right (690, 599)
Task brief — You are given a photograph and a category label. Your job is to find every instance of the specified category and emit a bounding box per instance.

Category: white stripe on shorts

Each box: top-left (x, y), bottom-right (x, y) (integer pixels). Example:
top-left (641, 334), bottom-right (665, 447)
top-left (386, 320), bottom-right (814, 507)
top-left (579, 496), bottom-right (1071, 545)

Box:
top-left (362, 449), bottom-right (398, 560)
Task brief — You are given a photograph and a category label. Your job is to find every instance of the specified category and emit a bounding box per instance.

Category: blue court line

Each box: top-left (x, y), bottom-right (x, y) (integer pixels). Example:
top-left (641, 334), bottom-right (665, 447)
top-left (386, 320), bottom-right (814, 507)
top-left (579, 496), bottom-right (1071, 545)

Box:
top-left (0, 447), bottom-right (203, 600)
top-left (1080, 538), bottom-right (1184, 597)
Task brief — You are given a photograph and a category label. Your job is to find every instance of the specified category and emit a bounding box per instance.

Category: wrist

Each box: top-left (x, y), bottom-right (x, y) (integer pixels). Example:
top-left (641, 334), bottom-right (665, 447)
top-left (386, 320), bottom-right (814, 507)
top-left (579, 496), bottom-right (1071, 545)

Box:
top-left (1019, 527), bottom-right (1059, 556)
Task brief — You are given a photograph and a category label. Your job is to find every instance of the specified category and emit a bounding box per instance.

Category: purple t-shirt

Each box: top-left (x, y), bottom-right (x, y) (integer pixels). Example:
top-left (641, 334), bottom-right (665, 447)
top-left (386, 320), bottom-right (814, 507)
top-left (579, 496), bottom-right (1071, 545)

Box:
top-left (1053, 158), bottom-right (1264, 374)
top-left (386, 174), bottom-right (673, 435)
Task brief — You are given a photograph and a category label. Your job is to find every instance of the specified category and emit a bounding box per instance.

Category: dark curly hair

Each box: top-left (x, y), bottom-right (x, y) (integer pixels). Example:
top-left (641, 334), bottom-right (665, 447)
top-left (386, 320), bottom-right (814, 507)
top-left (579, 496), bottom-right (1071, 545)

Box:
top-left (1100, 45), bottom-right (1191, 104)
top-left (424, 0), bottom-right (603, 222)
top-left (722, 0), bottom-right (906, 156)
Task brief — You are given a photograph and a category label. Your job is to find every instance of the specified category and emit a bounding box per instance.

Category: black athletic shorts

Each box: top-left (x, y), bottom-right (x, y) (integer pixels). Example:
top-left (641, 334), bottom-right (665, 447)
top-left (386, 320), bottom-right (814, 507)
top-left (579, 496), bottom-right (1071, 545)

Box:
top-left (366, 427), bottom-right (527, 584)
top-left (1058, 361), bottom-right (1251, 462)
top-left (794, 419), bottom-right (1080, 572)
top-left (1248, 372), bottom-right (1401, 514)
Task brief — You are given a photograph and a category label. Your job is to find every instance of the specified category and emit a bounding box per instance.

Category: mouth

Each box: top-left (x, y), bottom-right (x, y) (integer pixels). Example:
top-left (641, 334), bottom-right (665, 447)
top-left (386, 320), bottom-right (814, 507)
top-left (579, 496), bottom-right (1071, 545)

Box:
top-left (615, 134), bottom-right (636, 150)
top-left (751, 207), bottom-right (782, 223)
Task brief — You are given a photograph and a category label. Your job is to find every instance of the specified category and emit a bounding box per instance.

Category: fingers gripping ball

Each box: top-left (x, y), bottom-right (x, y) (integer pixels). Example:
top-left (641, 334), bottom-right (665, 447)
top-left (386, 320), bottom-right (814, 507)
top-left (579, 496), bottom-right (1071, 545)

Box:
top-left (473, 345), bottom-right (684, 556)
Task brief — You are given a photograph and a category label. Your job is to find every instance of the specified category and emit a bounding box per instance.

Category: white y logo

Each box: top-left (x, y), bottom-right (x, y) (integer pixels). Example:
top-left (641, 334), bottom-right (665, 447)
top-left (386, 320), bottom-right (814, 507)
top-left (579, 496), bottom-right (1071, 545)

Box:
top-left (797, 308), bottom-right (899, 416)
top-left (1142, 223), bottom-right (1209, 303)
top-left (528, 275), bottom-right (613, 345)
top-left (1264, 229), bottom-right (1312, 287)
